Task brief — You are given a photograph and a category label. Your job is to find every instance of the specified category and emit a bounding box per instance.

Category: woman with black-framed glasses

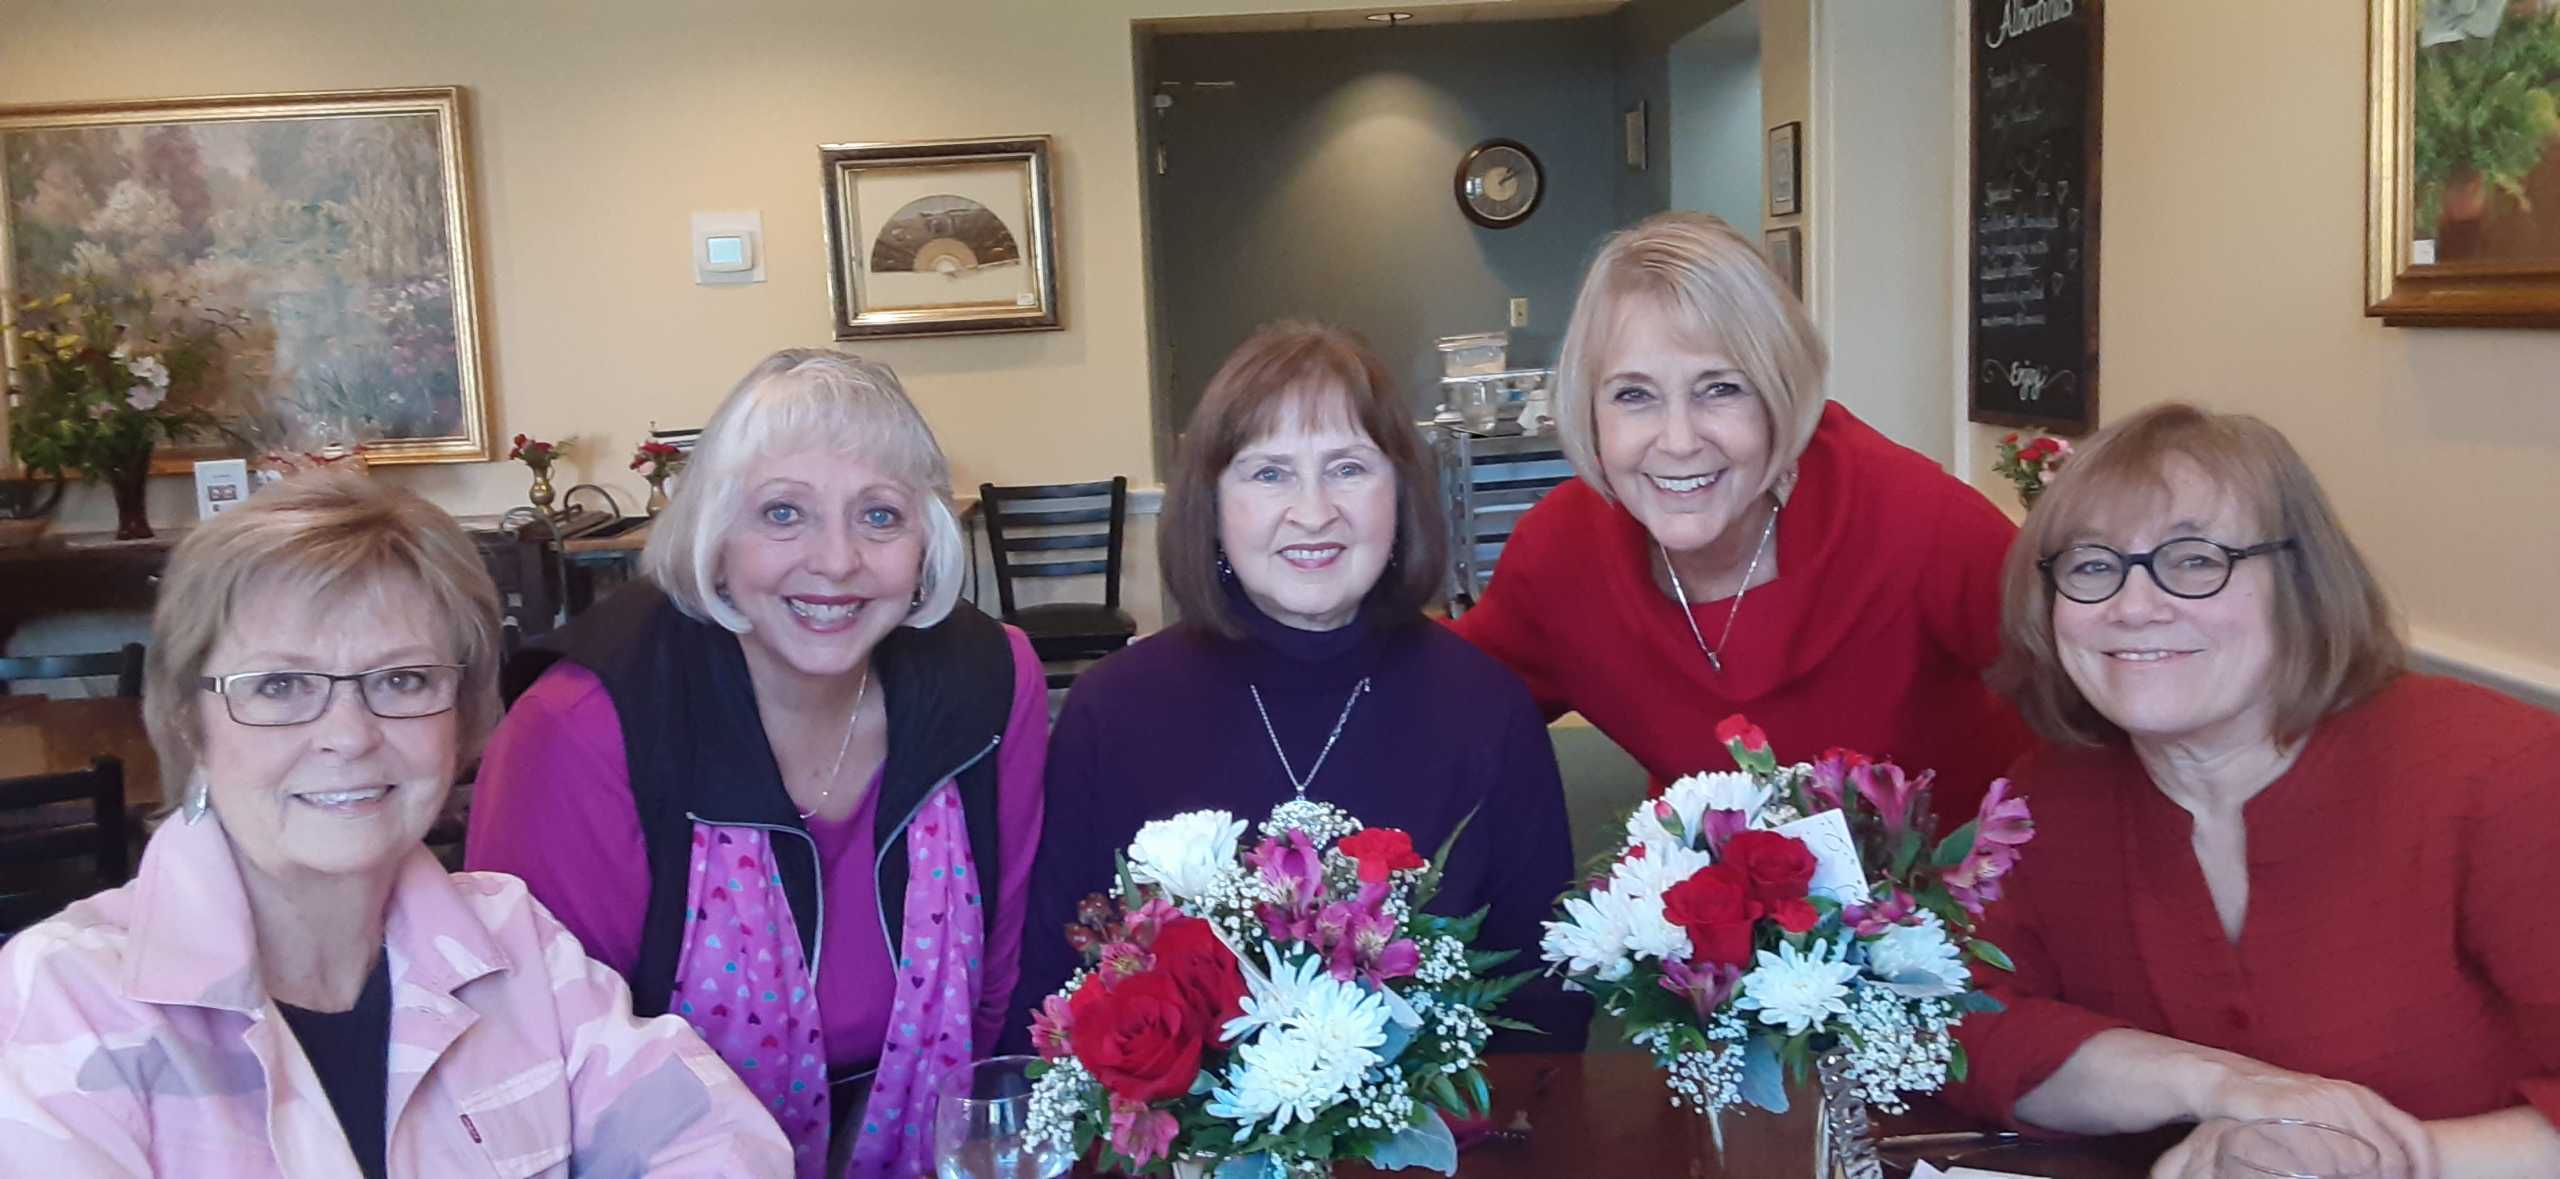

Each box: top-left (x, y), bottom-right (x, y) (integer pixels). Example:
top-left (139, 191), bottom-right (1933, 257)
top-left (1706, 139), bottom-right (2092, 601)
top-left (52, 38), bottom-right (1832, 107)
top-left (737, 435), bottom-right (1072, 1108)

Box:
top-left (0, 472), bottom-right (790, 1177)
top-left (1940, 404), bottom-right (2560, 1177)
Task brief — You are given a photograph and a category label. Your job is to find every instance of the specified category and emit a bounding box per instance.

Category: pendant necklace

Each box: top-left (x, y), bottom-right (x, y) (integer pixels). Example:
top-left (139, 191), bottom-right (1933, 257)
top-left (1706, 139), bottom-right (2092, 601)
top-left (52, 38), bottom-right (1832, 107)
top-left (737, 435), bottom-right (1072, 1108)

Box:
top-left (1249, 676), bottom-right (1372, 798)
top-left (797, 665), bottom-right (871, 820)
top-left (1659, 501), bottom-right (1779, 675)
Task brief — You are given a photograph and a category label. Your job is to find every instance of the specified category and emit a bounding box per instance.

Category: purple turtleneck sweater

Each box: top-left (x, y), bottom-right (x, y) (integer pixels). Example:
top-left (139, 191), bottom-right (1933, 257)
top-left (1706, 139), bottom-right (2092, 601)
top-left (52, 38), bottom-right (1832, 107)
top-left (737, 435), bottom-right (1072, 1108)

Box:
top-left (1001, 591), bottom-right (1588, 1055)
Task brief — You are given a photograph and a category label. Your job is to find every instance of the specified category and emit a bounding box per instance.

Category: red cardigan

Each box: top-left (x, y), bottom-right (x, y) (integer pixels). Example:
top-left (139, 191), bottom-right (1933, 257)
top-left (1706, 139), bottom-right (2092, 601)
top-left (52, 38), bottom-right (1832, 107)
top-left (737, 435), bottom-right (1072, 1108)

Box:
top-left (1946, 674), bottom-right (2560, 1130)
top-left (1451, 401), bottom-right (2029, 819)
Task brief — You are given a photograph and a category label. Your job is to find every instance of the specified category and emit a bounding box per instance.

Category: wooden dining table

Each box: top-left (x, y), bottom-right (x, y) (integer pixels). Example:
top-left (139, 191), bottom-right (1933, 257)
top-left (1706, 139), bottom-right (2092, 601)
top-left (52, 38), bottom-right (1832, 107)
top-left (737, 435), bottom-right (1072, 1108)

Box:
top-left (1075, 1051), bottom-right (2179, 1178)
top-left (0, 694), bottom-right (161, 812)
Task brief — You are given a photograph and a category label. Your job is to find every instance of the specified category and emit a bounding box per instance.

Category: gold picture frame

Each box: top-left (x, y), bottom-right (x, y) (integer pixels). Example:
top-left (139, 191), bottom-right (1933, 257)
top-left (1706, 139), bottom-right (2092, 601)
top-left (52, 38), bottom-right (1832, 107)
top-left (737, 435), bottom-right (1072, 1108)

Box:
top-left (0, 87), bottom-right (495, 472)
top-left (2366, 1), bottom-right (2560, 327)
top-left (820, 136), bottom-right (1062, 339)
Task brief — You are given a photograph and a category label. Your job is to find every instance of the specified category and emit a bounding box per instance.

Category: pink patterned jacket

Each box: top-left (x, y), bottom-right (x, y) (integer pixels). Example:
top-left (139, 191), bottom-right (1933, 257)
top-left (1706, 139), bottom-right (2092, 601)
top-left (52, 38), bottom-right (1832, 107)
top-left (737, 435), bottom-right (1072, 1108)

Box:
top-left (0, 814), bottom-right (793, 1177)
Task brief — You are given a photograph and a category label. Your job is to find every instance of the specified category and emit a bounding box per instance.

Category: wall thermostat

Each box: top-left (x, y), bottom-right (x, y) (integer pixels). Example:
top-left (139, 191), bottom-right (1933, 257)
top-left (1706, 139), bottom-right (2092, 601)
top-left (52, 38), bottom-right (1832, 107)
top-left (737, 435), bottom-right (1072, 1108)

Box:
top-left (692, 211), bottom-right (765, 285)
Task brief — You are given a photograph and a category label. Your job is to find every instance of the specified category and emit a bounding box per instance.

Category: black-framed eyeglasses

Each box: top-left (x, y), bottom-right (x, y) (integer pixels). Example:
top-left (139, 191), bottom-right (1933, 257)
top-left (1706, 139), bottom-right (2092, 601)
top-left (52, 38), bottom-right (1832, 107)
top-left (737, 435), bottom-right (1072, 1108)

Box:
top-left (198, 664), bottom-right (466, 727)
top-left (2037, 537), bottom-right (2297, 605)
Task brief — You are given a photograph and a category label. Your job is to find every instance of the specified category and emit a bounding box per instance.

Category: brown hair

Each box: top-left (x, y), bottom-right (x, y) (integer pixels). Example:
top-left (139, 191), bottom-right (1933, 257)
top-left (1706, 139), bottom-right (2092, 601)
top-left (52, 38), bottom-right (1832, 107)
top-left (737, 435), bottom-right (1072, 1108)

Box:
top-left (1161, 322), bottom-right (1449, 638)
top-left (145, 471), bottom-right (504, 806)
top-left (1992, 403), bottom-right (2404, 746)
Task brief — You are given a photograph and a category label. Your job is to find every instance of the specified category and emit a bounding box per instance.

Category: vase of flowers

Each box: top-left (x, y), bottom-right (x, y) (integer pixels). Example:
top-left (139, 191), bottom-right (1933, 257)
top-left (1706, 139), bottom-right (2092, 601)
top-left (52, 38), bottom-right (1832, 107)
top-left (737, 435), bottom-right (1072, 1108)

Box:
top-left (1991, 432), bottom-right (2072, 510)
top-left (1540, 717), bottom-right (2035, 1179)
top-left (508, 433), bottom-right (564, 516)
top-left (630, 439), bottom-right (685, 515)
top-left (1024, 799), bottom-right (1530, 1177)
top-left (7, 287), bottom-right (236, 539)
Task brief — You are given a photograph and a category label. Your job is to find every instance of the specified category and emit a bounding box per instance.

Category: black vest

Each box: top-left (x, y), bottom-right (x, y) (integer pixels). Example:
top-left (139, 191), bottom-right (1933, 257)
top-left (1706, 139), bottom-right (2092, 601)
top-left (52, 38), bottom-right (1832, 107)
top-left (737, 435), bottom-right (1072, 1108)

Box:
top-left (506, 584), bottom-right (1016, 1018)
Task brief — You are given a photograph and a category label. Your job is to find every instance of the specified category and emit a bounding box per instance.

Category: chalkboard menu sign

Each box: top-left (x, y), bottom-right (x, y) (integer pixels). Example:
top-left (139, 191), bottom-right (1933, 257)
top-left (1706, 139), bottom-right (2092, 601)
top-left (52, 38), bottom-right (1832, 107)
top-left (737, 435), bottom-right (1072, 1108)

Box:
top-left (1969, 0), bottom-right (2101, 432)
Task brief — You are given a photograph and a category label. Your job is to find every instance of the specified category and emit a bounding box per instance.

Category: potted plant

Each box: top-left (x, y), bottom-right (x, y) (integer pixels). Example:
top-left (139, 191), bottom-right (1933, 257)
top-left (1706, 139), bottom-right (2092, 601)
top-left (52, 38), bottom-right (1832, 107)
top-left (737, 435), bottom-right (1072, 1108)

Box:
top-left (7, 286), bottom-right (238, 539)
top-left (629, 439), bottom-right (686, 515)
top-left (2412, 7), bottom-right (2560, 245)
top-left (1991, 432), bottom-right (2072, 511)
top-left (508, 433), bottom-right (567, 516)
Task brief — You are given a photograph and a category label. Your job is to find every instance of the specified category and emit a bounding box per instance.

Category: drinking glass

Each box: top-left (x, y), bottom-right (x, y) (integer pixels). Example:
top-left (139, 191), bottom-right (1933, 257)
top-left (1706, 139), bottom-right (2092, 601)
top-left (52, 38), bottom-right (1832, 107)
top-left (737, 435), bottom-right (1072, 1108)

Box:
top-left (930, 1055), bottom-right (1073, 1179)
top-left (2215, 1119), bottom-right (2382, 1178)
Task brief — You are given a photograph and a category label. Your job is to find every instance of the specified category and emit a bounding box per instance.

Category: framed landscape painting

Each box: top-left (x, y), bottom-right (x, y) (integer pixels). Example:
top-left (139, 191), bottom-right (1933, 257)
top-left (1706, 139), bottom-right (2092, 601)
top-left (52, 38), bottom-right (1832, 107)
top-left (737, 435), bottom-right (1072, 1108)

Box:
top-left (2368, 0), bottom-right (2560, 326)
top-left (820, 135), bottom-right (1062, 339)
top-left (0, 87), bottom-right (494, 468)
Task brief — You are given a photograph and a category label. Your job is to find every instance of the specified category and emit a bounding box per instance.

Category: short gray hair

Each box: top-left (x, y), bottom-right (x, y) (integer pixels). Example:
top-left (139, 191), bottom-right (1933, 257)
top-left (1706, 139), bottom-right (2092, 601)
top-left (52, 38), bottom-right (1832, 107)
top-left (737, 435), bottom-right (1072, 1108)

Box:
top-left (1554, 212), bottom-right (1829, 500)
top-left (144, 471), bottom-right (503, 806)
top-left (643, 349), bottom-right (968, 631)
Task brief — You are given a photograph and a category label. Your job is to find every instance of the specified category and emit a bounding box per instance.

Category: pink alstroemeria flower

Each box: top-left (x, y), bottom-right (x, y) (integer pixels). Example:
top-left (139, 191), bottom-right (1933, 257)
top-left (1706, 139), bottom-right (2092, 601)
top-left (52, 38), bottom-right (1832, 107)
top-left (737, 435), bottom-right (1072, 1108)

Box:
top-left (1097, 940), bottom-right (1156, 981)
top-left (1249, 829), bottom-right (1326, 942)
top-left (1659, 957), bottom-right (1744, 1019)
top-left (1806, 748), bottom-right (1872, 813)
top-left (1851, 761), bottom-right (1930, 835)
top-left (1030, 992), bottom-right (1076, 1059)
top-left (1108, 1097), bottom-right (1180, 1167)
top-left (1946, 777), bottom-right (2034, 915)
top-left (1317, 883), bottom-right (1420, 984)
top-left (1841, 888), bottom-right (1919, 937)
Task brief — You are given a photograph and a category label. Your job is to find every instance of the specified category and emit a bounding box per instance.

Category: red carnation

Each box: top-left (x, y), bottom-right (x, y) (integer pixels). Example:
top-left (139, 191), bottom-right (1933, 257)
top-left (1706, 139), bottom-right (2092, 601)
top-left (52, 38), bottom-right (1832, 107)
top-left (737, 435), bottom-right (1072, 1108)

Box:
top-left (1771, 897), bottom-right (1820, 934)
top-left (1714, 714), bottom-right (1770, 754)
top-left (1337, 828), bottom-right (1426, 884)
top-left (1662, 864), bottom-right (1762, 970)
top-left (1718, 830), bottom-right (1817, 906)
top-left (1066, 971), bottom-right (1206, 1103)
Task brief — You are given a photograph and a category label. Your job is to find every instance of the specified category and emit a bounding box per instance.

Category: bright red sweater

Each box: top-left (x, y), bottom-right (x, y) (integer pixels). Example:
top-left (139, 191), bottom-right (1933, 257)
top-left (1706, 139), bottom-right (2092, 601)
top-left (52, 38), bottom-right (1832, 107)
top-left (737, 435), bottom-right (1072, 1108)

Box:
top-left (1451, 401), bottom-right (2030, 819)
top-left (1946, 674), bottom-right (2560, 1130)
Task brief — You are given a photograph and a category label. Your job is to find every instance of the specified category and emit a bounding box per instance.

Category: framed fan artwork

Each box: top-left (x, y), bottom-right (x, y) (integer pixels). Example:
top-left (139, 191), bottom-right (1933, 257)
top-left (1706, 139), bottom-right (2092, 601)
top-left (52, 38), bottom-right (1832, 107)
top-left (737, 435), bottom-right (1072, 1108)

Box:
top-left (819, 135), bottom-right (1061, 338)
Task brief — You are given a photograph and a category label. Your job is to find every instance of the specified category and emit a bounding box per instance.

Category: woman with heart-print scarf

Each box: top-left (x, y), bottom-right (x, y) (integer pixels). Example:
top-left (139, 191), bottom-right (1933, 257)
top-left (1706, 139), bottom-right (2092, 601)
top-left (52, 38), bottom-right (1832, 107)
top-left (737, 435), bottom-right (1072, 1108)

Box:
top-left (468, 350), bottom-right (1049, 1179)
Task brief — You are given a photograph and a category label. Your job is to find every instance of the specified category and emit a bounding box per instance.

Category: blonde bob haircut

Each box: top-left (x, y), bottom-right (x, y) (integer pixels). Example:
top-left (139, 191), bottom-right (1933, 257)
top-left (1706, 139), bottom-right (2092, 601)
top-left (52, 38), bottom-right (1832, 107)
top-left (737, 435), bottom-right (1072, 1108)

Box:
top-left (1991, 402), bottom-right (2404, 748)
top-left (643, 349), bottom-right (967, 633)
top-left (1553, 212), bottom-right (1829, 500)
top-left (143, 470), bottom-right (504, 807)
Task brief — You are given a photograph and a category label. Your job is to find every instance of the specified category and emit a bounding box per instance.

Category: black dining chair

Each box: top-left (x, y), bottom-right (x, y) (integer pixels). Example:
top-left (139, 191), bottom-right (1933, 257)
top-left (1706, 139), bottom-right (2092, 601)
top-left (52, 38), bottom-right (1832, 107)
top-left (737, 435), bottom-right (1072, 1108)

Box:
top-left (0, 642), bottom-right (145, 699)
top-left (0, 756), bottom-right (130, 936)
top-left (978, 477), bottom-right (1137, 689)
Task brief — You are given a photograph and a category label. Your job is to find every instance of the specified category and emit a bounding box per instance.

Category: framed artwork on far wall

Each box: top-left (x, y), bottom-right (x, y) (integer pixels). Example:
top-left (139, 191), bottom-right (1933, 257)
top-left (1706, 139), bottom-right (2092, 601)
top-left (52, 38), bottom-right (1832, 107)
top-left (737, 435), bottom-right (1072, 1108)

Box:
top-left (2365, 0), bottom-right (2560, 326)
top-left (0, 87), bottom-right (496, 470)
top-left (1764, 226), bottom-right (1803, 298)
top-left (820, 135), bottom-right (1061, 339)
top-left (1767, 121), bottom-right (1802, 217)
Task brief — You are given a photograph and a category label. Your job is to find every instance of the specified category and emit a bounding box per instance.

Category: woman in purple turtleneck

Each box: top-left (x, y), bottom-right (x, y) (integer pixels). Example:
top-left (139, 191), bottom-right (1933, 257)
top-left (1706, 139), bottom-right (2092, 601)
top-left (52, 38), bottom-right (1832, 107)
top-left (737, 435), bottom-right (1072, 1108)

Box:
top-left (1001, 322), bottom-right (1586, 1055)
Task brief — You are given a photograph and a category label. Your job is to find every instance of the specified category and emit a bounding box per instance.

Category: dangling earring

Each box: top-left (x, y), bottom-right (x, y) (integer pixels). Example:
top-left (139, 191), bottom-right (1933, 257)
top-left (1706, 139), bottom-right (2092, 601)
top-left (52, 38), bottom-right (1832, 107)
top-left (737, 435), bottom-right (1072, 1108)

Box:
top-left (183, 770), bottom-right (213, 826)
top-left (910, 582), bottom-right (924, 608)
top-left (1215, 544), bottom-right (1236, 582)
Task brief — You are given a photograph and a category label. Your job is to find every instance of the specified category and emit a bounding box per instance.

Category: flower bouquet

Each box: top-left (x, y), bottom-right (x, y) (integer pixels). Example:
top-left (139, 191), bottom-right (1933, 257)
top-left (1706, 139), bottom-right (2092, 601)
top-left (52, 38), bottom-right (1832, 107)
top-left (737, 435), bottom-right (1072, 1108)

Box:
top-left (1992, 432), bottom-right (2072, 510)
top-left (1540, 717), bottom-right (2032, 1171)
top-left (630, 438), bottom-right (686, 514)
top-left (1025, 799), bottom-right (1531, 1178)
top-left (8, 285), bottom-right (240, 537)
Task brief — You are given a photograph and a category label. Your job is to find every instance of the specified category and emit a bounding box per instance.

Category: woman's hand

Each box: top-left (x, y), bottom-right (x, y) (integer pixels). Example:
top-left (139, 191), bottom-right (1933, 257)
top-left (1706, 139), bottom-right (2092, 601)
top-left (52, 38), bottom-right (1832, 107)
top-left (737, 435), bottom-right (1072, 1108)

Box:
top-left (2148, 1064), bottom-right (2438, 1179)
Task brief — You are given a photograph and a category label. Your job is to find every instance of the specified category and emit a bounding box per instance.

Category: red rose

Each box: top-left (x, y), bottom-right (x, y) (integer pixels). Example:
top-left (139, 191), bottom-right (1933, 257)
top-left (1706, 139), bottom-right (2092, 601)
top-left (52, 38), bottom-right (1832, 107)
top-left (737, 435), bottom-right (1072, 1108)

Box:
top-left (1337, 828), bottom-right (1426, 884)
top-left (1771, 897), bottom-right (1820, 934)
top-left (1662, 864), bottom-right (1762, 969)
top-left (1066, 972), bottom-right (1205, 1103)
top-left (1714, 714), bottom-right (1770, 754)
top-left (1149, 917), bottom-right (1247, 1040)
top-left (1719, 831), bottom-right (1817, 906)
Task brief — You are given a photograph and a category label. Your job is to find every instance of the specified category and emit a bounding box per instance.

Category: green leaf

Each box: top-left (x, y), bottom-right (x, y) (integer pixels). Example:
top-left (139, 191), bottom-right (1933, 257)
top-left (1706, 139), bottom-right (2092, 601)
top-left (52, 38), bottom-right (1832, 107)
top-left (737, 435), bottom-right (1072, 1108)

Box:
top-left (1465, 948), bottom-right (1519, 973)
top-left (1413, 805), bottom-right (1481, 908)
top-left (1427, 1071), bottom-right (1465, 1113)
top-left (1890, 830), bottom-right (1924, 878)
top-left (1465, 1067), bottom-right (1492, 1117)
top-left (1948, 1038), bottom-right (1970, 1083)
top-left (1965, 939), bottom-right (2016, 972)
top-left (1932, 820), bottom-right (1980, 870)
top-left (1483, 1016), bottom-right (1543, 1034)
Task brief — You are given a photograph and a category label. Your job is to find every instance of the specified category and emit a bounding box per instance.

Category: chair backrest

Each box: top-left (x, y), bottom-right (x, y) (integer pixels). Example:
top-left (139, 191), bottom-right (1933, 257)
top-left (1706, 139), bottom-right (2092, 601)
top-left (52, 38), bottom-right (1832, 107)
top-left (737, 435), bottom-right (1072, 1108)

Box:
top-left (0, 756), bottom-right (130, 934)
top-left (0, 642), bottom-right (145, 699)
top-left (976, 477), bottom-right (1129, 620)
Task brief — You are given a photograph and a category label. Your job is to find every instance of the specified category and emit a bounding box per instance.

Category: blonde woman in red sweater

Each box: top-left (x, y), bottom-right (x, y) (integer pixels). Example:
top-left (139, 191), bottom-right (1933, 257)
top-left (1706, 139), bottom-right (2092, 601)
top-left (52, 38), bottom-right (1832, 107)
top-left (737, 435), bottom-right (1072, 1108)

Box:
top-left (1945, 404), bottom-right (2560, 1177)
top-left (1452, 211), bottom-right (2029, 820)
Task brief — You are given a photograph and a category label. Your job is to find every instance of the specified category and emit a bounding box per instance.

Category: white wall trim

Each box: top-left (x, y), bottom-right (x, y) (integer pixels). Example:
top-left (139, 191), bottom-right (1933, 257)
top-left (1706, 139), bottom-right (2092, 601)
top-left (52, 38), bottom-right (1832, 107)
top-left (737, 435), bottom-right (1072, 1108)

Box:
top-left (2410, 628), bottom-right (2560, 713)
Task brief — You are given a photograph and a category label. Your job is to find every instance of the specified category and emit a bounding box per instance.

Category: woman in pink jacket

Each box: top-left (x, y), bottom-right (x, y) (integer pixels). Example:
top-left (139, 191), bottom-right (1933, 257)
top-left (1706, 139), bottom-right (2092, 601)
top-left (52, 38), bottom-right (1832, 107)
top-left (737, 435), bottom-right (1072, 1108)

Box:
top-left (0, 473), bottom-right (789, 1177)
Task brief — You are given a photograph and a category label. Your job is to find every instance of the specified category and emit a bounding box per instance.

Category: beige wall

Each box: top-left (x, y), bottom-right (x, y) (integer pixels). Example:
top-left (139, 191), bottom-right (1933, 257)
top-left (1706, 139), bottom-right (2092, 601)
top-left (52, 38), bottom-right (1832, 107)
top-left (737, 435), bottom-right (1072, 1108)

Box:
top-left (0, 0), bottom-right (1485, 536)
top-left (1955, 0), bottom-right (2560, 693)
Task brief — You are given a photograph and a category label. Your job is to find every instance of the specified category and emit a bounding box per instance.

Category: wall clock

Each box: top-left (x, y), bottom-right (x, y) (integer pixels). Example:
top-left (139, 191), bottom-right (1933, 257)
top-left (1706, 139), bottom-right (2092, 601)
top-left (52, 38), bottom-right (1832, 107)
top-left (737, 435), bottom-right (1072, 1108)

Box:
top-left (1455, 138), bottom-right (1543, 229)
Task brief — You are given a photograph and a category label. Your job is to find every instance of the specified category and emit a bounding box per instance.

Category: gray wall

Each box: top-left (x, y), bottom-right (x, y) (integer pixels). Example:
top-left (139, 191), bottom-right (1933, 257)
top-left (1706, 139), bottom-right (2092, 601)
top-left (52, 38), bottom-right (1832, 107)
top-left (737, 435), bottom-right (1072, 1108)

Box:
top-left (1148, 19), bottom-right (1621, 424)
top-left (1668, 0), bottom-right (1761, 236)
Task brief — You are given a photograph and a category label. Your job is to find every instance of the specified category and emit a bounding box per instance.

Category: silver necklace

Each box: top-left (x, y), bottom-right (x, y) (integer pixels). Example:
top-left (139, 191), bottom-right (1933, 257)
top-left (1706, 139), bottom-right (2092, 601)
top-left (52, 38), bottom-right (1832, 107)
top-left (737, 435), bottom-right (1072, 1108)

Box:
top-left (1659, 501), bottom-right (1779, 674)
top-left (1249, 677), bottom-right (1371, 798)
top-left (797, 665), bottom-right (871, 820)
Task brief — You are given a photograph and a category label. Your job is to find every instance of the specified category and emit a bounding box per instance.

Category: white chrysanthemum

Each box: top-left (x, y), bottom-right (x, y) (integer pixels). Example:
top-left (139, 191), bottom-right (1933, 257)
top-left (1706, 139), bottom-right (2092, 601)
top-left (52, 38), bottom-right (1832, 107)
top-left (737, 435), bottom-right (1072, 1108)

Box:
top-left (126, 354), bottom-right (170, 390)
top-left (1208, 1027), bottom-right (1351, 1139)
top-left (1543, 881), bottom-right (1693, 980)
top-left (1606, 841), bottom-right (1712, 901)
top-left (1225, 945), bottom-right (1331, 1042)
top-left (1276, 969), bottom-right (1389, 1085)
top-left (1736, 936), bottom-right (1862, 1036)
top-left (1863, 912), bottom-right (1968, 999)
top-left (1127, 809), bottom-right (1245, 901)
